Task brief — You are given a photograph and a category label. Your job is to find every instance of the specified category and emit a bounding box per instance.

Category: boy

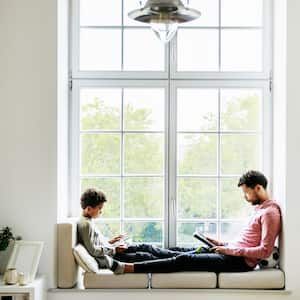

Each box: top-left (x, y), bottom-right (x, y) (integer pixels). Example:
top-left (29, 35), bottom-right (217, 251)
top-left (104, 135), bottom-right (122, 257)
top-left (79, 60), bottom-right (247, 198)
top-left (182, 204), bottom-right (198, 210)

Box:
top-left (77, 188), bottom-right (190, 273)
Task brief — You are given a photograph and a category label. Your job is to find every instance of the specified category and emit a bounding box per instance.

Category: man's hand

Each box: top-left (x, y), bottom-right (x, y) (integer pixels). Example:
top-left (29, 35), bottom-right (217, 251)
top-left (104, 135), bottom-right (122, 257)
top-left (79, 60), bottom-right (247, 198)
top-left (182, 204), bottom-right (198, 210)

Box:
top-left (108, 234), bottom-right (125, 244)
top-left (211, 246), bottom-right (228, 254)
top-left (206, 236), bottom-right (225, 247)
top-left (115, 245), bottom-right (128, 253)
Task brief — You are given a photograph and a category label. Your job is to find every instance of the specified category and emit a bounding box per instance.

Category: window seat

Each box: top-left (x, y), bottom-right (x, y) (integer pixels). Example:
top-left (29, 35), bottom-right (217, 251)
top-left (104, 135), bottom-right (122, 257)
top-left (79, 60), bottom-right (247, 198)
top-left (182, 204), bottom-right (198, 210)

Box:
top-left (57, 222), bottom-right (285, 290)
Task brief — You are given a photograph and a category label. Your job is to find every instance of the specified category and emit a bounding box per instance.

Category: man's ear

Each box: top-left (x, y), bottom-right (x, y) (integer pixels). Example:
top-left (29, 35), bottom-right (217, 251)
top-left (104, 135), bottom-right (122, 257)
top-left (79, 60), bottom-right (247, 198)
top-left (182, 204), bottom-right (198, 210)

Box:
top-left (254, 184), bottom-right (262, 192)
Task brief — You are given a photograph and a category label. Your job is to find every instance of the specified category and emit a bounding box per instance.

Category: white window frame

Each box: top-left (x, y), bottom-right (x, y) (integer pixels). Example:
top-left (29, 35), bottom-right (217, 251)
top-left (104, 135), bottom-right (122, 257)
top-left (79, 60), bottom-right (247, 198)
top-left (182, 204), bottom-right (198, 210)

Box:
top-left (69, 0), bottom-right (273, 247)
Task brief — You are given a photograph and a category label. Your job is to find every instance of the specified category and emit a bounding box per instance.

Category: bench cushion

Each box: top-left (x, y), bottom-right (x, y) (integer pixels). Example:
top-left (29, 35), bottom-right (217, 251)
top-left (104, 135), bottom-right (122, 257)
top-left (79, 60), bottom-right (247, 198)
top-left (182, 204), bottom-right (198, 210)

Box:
top-left (218, 268), bottom-right (285, 289)
top-left (151, 272), bottom-right (217, 288)
top-left (84, 270), bottom-right (149, 289)
top-left (57, 222), bottom-right (78, 288)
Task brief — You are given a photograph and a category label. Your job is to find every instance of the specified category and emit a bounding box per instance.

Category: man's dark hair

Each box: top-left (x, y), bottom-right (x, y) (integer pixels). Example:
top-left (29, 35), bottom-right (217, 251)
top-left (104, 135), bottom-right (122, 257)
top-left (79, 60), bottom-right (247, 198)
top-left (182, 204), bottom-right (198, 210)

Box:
top-left (80, 188), bottom-right (107, 209)
top-left (237, 170), bottom-right (268, 189)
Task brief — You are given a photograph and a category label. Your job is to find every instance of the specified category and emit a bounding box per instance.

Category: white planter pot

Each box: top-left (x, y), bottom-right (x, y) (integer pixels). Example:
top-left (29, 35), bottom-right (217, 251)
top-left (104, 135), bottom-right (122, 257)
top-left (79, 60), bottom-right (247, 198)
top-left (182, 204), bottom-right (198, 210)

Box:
top-left (0, 240), bottom-right (15, 274)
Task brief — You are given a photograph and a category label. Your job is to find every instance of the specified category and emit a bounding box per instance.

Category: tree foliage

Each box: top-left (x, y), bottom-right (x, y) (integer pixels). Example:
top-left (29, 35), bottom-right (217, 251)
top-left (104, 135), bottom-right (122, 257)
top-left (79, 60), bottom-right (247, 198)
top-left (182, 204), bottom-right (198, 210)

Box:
top-left (80, 90), bottom-right (260, 244)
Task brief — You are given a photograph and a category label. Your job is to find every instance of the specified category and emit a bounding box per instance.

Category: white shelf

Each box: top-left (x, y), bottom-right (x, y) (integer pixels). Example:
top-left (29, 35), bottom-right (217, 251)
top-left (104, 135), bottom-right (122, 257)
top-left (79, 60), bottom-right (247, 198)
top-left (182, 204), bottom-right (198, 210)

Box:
top-left (0, 276), bottom-right (45, 300)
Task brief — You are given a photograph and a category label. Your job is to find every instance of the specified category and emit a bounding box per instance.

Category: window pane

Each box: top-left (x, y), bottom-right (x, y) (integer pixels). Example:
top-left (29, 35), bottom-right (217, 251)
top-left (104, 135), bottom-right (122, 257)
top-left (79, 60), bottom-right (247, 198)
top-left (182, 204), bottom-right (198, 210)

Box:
top-left (177, 29), bottom-right (219, 71)
top-left (81, 178), bottom-right (120, 218)
top-left (221, 134), bottom-right (260, 174)
top-left (178, 134), bottom-right (217, 175)
top-left (95, 222), bottom-right (120, 238)
top-left (124, 0), bottom-right (146, 26)
top-left (125, 222), bottom-right (163, 245)
top-left (124, 88), bottom-right (165, 131)
top-left (180, 0), bottom-right (219, 27)
top-left (81, 133), bottom-right (120, 174)
top-left (177, 222), bottom-right (217, 246)
top-left (178, 178), bottom-right (217, 218)
top-left (221, 0), bottom-right (263, 27)
top-left (123, 29), bottom-right (165, 71)
top-left (221, 221), bottom-right (247, 242)
top-left (221, 29), bottom-right (262, 71)
top-left (80, 29), bottom-right (121, 71)
top-left (177, 89), bottom-right (218, 131)
top-left (124, 133), bottom-right (164, 174)
top-left (80, 0), bottom-right (122, 26)
top-left (80, 88), bottom-right (121, 130)
top-left (124, 177), bottom-right (164, 218)
top-left (220, 178), bottom-right (253, 219)
top-left (220, 89), bottom-right (262, 131)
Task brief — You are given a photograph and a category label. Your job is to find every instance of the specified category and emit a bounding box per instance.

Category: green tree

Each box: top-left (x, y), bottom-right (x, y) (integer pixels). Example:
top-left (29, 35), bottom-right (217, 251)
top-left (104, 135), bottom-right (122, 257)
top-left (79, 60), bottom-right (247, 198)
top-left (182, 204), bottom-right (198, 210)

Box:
top-left (80, 90), bottom-right (260, 244)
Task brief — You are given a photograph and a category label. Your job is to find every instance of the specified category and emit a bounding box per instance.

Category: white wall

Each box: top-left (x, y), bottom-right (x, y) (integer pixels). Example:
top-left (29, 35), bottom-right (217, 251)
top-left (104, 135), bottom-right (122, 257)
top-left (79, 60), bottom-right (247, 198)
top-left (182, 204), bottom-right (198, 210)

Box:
top-left (0, 0), bottom-right (57, 287)
top-left (1, 0), bottom-right (300, 299)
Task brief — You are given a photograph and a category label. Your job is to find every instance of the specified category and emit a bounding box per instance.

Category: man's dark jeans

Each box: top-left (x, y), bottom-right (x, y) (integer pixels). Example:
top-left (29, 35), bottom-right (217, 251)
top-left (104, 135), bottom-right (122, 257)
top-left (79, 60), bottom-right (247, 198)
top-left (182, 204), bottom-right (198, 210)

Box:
top-left (114, 244), bottom-right (196, 262)
top-left (134, 252), bottom-right (253, 273)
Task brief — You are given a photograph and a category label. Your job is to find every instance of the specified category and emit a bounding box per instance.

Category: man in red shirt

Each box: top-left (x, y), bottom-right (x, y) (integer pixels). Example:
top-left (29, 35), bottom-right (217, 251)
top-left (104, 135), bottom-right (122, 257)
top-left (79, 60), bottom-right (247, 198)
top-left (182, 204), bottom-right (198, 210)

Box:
top-left (109, 170), bottom-right (282, 274)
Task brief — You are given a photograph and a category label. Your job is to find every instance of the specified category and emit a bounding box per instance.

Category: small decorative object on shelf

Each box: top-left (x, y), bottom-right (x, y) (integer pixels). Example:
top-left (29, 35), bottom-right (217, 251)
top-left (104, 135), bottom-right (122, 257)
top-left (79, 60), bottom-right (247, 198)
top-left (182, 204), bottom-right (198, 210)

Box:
top-left (0, 227), bottom-right (15, 252)
top-left (0, 227), bottom-right (21, 275)
top-left (3, 268), bottom-right (18, 285)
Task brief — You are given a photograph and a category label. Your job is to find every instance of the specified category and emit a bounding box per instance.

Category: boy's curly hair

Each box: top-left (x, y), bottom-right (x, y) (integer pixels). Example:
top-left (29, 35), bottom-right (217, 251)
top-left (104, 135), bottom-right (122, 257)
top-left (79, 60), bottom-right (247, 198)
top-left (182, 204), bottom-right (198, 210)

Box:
top-left (80, 188), bottom-right (107, 209)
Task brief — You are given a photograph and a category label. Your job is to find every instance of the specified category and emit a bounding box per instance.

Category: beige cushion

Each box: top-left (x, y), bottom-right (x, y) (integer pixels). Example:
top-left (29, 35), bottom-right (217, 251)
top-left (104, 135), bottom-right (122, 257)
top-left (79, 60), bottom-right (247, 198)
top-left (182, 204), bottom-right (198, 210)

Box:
top-left (84, 270), bottom-right (149, 288)
top-left (218, 269), bottom-right (285, 289)
top-left (151, 272), bottom-right (217, 288)
top-left (73, 244), bottom-right (99, 273)
top-left (57, 222), bottom-right (78, 288)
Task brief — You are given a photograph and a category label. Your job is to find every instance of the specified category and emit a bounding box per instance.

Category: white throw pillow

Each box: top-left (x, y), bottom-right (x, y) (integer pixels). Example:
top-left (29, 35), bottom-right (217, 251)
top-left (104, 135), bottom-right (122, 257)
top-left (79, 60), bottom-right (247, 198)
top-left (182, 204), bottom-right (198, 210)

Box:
top-left (73, 244), bottom-right (99, 273)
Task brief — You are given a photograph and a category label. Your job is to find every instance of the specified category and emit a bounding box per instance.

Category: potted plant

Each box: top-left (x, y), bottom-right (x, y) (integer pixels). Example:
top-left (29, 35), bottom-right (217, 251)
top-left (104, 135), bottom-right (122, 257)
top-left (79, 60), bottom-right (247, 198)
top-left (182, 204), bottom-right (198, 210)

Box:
top-left (0, 227), bottom-right (15, 251)
top-left (0, 227), bottom-right (18, 274)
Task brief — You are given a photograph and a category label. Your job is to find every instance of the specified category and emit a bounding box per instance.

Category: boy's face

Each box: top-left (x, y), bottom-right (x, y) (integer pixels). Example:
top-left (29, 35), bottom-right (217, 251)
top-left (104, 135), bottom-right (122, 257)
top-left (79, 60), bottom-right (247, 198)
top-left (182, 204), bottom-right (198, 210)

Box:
top-left (88, 203), bottom-right (104, 218)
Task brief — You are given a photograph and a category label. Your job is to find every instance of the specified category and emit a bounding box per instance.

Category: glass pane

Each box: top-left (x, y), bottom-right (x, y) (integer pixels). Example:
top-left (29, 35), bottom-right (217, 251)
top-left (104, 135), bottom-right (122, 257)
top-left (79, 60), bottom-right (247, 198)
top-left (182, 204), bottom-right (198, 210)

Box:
top-left (124, 177), bottom-right (164, 218)
top-left (221, 134), bottom-right (260, 175)
top-left (125, 222), bottom-right (162, 245)
top-left (80, 0), bottom-right (122, 26)
top-left (180, 0), bottom-right (219, 27)
top-left (177, 222), bottom-right (217, 246)
top-left (178, 134), bottom-right (217, 175)
top-left (221, 29), bottom-right (262, 71)
top-left (221, 0), bottom-right (263, 27)
top-left (178, 178), bottom-right (217, 218)
top-left (81, 178), bottom-right (120, 218)
top-left (81, 133), bottom-right (120, 174)
top-left (177, 89), bottom-right (218, 131)
top-left (221, 221), bottom-right (248, 242)
top-left (80, 88), bottom-right (121, 130)
top-left (124, 88), bottom-right (165, 131)
top-left (177, 29), bottom-right (219, 71)
top-left (95, 222), bottom-right (120, 238)
top-left (124, 0), bottom-right (147, 26)
top-left (220, 178), bottom-right (254, 219)
top-left (123, 29), bottom-right (165, 71)
top-left (124, 133), bottom-right (164, 174)
top-left (80, 28), bottom-right (121, 71)
top-left (220, 89), bottom-right (262, 131)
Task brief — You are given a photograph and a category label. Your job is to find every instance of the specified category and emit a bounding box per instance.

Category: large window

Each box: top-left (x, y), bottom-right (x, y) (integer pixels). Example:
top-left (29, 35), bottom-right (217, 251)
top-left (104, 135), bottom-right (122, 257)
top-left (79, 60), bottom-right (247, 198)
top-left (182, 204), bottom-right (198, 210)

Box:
top-left (70, 0), bottom-right (272, 247)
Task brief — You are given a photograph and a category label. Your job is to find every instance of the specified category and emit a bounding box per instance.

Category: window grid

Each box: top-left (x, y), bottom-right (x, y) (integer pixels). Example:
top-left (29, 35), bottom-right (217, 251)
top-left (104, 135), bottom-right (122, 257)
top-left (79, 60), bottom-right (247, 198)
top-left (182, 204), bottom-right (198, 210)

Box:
top-left (70, 0), bottom-right (272, 247)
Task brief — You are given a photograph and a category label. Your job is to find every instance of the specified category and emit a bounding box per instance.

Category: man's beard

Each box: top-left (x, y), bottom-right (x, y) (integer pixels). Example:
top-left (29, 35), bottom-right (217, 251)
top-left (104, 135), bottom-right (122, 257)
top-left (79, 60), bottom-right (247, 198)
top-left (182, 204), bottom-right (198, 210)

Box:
top-left (252, 192), bottom-right (262, 205)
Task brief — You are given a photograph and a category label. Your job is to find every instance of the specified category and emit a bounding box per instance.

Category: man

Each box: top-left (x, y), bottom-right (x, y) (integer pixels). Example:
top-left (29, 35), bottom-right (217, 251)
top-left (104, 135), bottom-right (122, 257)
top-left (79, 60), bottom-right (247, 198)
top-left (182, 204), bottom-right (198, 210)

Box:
top-left (109, 170), bottom-right (281, 274)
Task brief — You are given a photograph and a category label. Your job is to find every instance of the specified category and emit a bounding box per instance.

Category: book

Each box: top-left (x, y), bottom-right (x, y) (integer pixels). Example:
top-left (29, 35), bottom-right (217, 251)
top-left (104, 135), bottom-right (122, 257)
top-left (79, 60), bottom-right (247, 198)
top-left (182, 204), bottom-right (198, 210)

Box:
top-left (112, 235), bottom-right (132, 247)
top-left (193, 232), bottom-right (216, 248)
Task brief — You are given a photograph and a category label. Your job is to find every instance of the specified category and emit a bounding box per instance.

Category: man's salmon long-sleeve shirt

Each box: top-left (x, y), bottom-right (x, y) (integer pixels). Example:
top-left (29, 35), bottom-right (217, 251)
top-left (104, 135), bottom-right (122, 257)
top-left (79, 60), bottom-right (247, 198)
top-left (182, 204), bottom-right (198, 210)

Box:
top-left (223, 199), bottom-right (281, 267)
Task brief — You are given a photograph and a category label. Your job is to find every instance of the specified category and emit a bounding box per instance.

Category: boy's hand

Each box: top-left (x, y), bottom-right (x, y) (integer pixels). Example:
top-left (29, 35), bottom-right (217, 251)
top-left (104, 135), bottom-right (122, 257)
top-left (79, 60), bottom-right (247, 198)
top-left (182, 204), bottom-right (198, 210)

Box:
top-left (109, 234), bottom-right (125, 244)
top-left (116, 245), bottom-right (128, 253)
